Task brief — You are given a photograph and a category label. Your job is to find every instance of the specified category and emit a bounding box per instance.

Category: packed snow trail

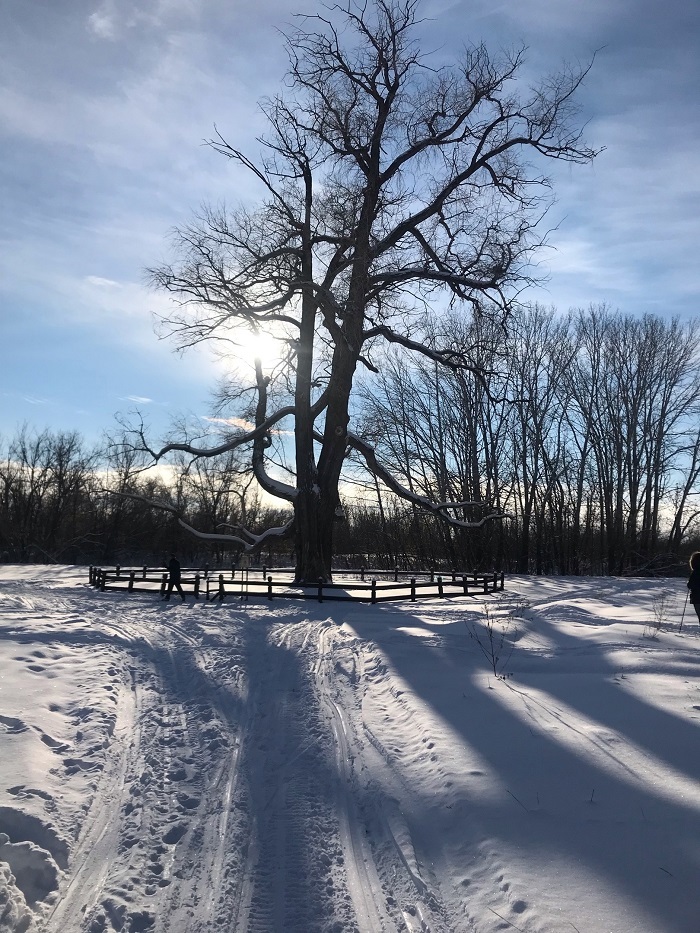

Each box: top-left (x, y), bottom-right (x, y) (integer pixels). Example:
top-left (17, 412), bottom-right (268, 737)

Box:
top-left (2, 567), bottom-right (700, 932)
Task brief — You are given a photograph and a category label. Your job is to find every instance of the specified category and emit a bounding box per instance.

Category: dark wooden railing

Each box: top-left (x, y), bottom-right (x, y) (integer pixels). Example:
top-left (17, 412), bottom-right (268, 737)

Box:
top-left (88, 565), bottom-right (505, 604)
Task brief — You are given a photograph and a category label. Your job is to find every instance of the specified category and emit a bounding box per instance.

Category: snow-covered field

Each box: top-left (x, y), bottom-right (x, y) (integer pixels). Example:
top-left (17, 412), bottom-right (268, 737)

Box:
top-left (1, 566), bottom-right (699, 933)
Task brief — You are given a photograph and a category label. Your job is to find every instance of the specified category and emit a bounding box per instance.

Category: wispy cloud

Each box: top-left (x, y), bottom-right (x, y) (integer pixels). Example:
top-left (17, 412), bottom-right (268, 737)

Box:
top-left (86, 275), bottom-right (121, 288)
top-left (204, 416), bottom-right (256, 432)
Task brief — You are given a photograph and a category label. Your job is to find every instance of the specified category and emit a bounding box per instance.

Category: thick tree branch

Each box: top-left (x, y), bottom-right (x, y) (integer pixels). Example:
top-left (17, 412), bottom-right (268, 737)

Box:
top-left (345, 431), bottom-right (512, 528)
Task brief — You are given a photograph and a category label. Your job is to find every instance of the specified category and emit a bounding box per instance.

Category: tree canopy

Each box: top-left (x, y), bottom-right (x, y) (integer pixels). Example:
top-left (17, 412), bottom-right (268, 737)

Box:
top-left (122, 0), bottom-right (598, 581)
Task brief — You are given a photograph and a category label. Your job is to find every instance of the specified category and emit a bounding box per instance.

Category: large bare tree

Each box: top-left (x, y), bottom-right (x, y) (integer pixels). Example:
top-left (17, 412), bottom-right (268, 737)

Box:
top-left (129, 0), bottom-right (596, 581)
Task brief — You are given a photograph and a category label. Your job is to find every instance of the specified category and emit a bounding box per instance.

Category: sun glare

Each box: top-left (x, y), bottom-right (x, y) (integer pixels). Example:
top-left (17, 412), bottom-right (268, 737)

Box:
top-left (234, 329), bottom-right (282, 370)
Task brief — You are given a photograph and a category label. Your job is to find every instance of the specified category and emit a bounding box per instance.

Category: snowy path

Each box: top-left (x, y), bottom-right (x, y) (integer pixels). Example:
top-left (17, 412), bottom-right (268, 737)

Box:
top-left (1, 567), bottom-right (700, 932)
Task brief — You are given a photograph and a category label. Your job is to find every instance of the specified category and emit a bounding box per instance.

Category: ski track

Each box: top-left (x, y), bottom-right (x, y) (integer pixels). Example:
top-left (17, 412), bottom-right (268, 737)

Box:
top-left (8, 574), bottom-right (670, 933)
top-left (0, 581), bottom-right (471, 933)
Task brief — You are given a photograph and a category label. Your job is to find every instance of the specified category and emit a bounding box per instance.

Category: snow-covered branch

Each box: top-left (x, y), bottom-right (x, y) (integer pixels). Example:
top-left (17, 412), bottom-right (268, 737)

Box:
top-left (345, 431), bottom-right (512, 528)
top-left (103, 489), bottom-right (293, 552)
top-left (128, 407), bottom-right (297, 465)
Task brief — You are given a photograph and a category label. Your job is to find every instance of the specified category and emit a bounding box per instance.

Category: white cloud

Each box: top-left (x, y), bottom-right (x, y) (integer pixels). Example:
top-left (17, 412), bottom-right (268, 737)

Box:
top-left (86, 276), bottom-right (121, 288)
top-left (204, 416), bottom-right (256, 432)
top-left (87, 5), bottom-right (118, 40)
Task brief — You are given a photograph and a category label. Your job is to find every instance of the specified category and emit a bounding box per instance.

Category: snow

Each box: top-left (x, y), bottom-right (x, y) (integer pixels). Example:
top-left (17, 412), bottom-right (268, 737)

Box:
top-left (1, 566), bottom-right (699, 933)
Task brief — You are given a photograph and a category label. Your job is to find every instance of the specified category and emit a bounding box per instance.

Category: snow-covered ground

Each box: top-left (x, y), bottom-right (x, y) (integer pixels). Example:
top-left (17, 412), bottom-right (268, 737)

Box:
top-left (1, 566), bottom-right (699, 933)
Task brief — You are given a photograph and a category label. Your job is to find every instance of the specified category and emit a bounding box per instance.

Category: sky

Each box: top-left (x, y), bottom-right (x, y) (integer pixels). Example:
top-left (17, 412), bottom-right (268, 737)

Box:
top-left (1, 0), bottom-right (699, 447)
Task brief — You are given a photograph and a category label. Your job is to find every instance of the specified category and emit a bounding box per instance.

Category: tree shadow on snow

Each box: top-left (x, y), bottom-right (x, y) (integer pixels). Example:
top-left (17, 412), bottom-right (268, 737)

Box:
top-left (346, 595), bottom-right (700, 933)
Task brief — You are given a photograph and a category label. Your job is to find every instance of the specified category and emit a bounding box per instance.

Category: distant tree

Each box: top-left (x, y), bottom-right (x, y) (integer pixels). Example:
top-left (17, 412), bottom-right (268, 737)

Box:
top-left (121, 0), bottom-right (596, 581)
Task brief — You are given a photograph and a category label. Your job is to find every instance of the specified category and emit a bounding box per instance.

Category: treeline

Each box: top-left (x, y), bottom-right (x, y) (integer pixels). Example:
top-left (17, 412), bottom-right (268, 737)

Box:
top-left (0, 427), bottom-right (288, 566)
top-left (356, 305), bottom-right (700, 575)
top-left (2, 305), bottom-right (700, 575)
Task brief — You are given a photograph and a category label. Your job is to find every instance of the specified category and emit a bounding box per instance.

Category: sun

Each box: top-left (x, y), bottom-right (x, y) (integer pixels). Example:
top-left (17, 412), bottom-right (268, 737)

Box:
top-left (232, 328), bottom-right (282, 370)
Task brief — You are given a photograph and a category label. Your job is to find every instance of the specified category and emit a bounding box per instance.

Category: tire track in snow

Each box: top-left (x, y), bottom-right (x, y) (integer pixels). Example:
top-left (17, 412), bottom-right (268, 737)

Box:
top-left (42, 601), bottom-right (251, 932)
top-left (316, 625), bottom-right (394, 932)
top-left (234, 619), bottom-right (358, 933)
top-left (43, 663), bottom-right (142, 932)
top-left (327, 629), bottom-right (456, 933)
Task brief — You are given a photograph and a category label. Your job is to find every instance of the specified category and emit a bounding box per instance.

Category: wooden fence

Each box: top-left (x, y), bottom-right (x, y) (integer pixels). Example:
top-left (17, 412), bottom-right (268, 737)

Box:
top-left (88, 565), bottom-right (505, 604)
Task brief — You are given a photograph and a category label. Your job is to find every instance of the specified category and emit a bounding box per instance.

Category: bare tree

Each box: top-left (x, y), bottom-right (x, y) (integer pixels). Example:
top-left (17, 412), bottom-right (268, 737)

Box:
top-left (126, 0), bottom-right (596, 581)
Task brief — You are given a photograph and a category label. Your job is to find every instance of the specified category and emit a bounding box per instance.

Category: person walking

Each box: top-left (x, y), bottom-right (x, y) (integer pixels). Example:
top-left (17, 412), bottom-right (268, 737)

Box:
top-left (163, 553), bottom-right (186, 602)
top-left (686, 551), bottom-right (700, 623)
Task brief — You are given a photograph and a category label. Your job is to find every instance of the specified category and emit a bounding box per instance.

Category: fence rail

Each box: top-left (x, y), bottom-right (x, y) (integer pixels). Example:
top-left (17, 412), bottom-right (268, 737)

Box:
top-left (88, 565), bottom-right (505, 604)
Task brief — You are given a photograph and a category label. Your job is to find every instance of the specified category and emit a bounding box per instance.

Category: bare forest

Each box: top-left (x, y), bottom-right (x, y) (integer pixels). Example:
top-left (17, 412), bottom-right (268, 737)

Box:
top-left (2, 305), bottom-right (700, 575)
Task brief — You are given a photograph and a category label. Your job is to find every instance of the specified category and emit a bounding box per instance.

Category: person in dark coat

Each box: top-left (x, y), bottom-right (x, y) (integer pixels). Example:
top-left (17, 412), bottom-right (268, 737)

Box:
top-left (163, 554), bottom-right (186, 602)
top-left (687, 551), bottom-right (700, 622)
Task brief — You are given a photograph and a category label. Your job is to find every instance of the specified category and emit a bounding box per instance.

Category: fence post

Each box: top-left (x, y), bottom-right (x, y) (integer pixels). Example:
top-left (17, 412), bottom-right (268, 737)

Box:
top-left (463, 574), bottom-right (469, 595)
top-left (206, 577), bottom-right (210, 601)
top-left (438, 575), bottom-right (443, 597)
top-left (194, 574), bottom-right (200, 599)
top-left (263, 564), bottom-right (267, 578)
top-left (493, 571), bottom-right (498, 591)
top-left (231, 564), bottom-right (235, 580)
top-left (500, 571), bottom-right (505, 591)
top-left (452, 571), bottom-right (456, 583)
top-left (116, 564), bottom-right (121, 578)
top-left (100, 570), bottom-right (107, 591)
top-left (161, 574), bottom-right (167, 597)
top-left (394, 567), bottom-right (398, 582)
top-left (411, 577), bottom-right (416, 601)
top-left (483, 575), bottom-right (489, 594)
top-left (361, 567), bottom-right (365, 582)
top-left (218, 573), bottom-right (225, 601)
top-left (430, 568), bottom-right (435, 583)
top-left (318, 579), bottom-right (323, 603)
top-left (474, 570), bottom-right (478, 584)
top-left (142, 565), bottom-right (147, 579)
top-left (371, 579), bottom-right (377, 604)
top-left (88, 566), bottom-right (93, 585)
top-left (128, 571), bottom-right (135, 592)
top-left (267, 576), bottom-right (273, 600)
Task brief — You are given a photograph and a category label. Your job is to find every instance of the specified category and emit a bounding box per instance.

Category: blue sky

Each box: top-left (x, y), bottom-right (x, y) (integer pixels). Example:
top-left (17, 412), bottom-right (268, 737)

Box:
top-left (1, 0), bottom-right (699, 446)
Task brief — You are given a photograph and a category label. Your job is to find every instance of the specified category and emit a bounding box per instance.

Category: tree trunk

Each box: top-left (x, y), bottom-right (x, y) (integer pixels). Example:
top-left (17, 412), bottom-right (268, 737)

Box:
top-left (294, 489), bottom-right (335, 582)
